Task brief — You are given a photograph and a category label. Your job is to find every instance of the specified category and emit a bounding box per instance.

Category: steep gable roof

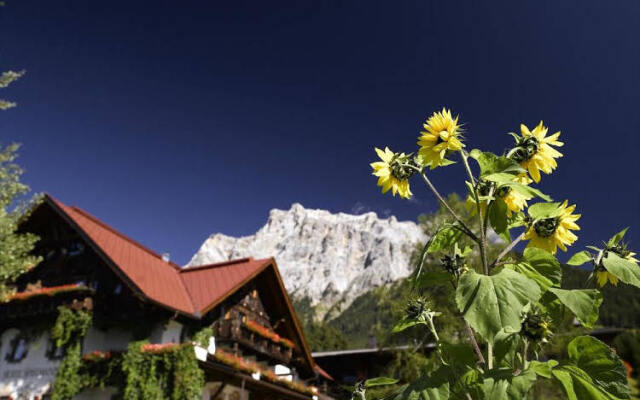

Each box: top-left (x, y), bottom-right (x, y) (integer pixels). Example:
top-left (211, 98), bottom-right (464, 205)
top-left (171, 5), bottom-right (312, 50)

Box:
top-left (179, 258), bottom-right (271, 313)
top-left (38, 194), bottom-right (316, 372)
top-left (48, 195), bottom-right (197, 314)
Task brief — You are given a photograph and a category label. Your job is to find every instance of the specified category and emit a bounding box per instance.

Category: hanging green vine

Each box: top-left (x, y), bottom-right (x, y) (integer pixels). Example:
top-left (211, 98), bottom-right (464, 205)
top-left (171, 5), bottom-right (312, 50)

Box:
top-left (121, 336), bottom-right (205, 400)
top-left (192, 326), bottom-right (212, 347)
top-left (50, 306), bottom-right (92, 400)
top-left (48, 312), bottom-right (207, 400)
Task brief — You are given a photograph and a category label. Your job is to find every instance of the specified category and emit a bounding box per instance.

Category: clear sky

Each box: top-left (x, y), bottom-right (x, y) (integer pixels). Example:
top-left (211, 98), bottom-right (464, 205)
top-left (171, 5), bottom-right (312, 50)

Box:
top-left (1, 1), bottom-right (639, 265)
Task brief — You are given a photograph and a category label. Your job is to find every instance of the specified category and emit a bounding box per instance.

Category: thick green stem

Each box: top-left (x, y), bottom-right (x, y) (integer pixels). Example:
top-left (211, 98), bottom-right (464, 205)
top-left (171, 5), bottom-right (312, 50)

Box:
top-left (491, 232), bottom-right (526, 268)
top-left (523, 339), bottom-right (530, 369)
top-left (415, 169), bottom-right (480, 243)
top-left (461, 151), bottom-right (493, 369)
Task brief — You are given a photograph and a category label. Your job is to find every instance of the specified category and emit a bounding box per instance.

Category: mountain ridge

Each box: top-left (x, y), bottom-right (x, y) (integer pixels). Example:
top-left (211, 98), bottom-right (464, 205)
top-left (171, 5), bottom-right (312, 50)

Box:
top-left (187, 203), bottom-right (426, 317)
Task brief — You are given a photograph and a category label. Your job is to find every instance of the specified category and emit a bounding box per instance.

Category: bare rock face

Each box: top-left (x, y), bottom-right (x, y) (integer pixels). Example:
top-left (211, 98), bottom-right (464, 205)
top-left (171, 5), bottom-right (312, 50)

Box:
top-left (187, 204), bottom-right (426, 317)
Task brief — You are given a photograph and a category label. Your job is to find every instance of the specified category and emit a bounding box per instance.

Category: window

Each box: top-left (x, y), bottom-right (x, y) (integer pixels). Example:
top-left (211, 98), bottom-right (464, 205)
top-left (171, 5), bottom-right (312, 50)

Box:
top-left (45, 337), bottom-right (65, 360)
top-left (5, 334), bottom-right (29, 363)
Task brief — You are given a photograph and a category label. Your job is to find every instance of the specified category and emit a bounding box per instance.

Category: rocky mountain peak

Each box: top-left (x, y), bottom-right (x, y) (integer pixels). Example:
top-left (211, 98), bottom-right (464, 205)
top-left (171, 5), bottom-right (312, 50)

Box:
top-left (187, 204), bottom-right (426, 318)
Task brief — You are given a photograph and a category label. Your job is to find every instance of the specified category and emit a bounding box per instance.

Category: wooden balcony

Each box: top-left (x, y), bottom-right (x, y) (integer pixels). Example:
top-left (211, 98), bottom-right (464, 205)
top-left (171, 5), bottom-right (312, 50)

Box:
top-left (215, 319), bottom-right (293, 364)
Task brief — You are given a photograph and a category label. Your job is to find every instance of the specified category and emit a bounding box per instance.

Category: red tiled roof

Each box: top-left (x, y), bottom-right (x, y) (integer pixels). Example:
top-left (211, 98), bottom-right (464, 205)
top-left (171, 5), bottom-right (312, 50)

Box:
top-left (50, 197), bottom-right (197, 314)
top-left (45, 195), bottom-right (269, 316)
top-left (179, 258), bottom-right (271, 313)
top-left (40, 194), bottom-right (317, 373)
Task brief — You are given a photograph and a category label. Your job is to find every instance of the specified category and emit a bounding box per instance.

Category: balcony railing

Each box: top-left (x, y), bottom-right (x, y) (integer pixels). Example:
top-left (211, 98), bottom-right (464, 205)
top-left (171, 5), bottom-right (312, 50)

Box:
top-left (215, 319), bottom-right (293, 363)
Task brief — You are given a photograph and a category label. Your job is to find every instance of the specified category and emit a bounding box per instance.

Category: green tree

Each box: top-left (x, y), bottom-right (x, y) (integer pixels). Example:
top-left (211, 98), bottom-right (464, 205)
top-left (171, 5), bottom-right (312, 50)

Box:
top-left (0, 69), bottom-right (40, 300)
top-left (0, 70), bottom-right (24, 110)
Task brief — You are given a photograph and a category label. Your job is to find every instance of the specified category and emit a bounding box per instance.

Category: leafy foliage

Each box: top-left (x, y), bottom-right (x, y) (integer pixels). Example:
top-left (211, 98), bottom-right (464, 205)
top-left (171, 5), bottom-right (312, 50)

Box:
top-left (551, 336), bottom-right (631, 400)
top-left (121, 341), bottom-right (204, 400)
top-left (0, 70), bottom-right (24, 110)
top-left (50, 306), bottom-right (93, 400)
top-left (456, 269), bottom-right (541, 343)
top-left (359, 109), bottom-right (637, 400)
top-left (0, 143), bottom-right (41, 300)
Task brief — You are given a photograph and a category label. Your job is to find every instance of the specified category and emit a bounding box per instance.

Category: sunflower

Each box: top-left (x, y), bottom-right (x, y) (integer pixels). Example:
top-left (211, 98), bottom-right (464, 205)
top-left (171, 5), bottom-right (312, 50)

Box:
top-left (417, 108), bottom-right (464, 169)
top-left (595, 270), bottom-right (619, 287)
top-left (465, 176), bottom-right (531, 217)
top-left (524, 200), bottom-right (580, 254)
top-left (596, 243), bottom-right (639, 287)
top-left (501, 175), bottom-right (533, 216)
top-left (508, 121), bottom-right (563, 183)
top-left (370, 147), bottom-right (413, 199)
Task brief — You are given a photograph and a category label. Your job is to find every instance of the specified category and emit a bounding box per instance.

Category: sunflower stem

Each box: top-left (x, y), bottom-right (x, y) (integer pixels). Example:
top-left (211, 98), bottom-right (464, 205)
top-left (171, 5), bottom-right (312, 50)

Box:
top-left (460, 150), bottom-right (493, 369)
top-left (464, 322), bottom-right (486, 367)
top-left (491, 232), bottom-right (526, 268)
top-left (413, 168), bottom-right (479, 243)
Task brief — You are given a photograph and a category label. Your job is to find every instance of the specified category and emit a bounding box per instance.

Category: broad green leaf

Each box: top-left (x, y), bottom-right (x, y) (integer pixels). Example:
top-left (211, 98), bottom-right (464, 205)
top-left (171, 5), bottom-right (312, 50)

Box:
top-left (365, 377), bottom-right (400, 387)
top-left (413, 271), bottom-right (452, 289)
top-left (539, 291), bottom-right (571, 328)
top-left (506, 262), bottom-right (555, 292)
top-left (607, 227), bottom-right (629, 247)
top-left (529, 360), bottom-right (558, 379)
top-left (469, 151), bottom-right (524, 177)
top-left (567, 251), bottom-right (593, 266)
top-left (527, 202), bottom-right (562, 220)
top-left (483, 172), bottom-right (519, 184)
top-left (481, 173), bottom-right (551, 201)
top-left (392, 318), bottom-right (424, 333)
top-left (507, 182), bottom-right (552, 202)
top-left (482, 368), bottom-right (537, 400)
top-left (493, 329), bottom-right (521, 368)
top-left (489, 198), bottom-right (510, 242)
top-left (438, 342), bottom-right (477, 368)
top-left (552, 366), bottom-right (609, 400)
top-left (506, 248), bottom-right (561, 292)
top-left (601, 252), bottom-right (640, 288)
top-left (456, 269), bottom-right (541, 343)
top-left (547, 288), bottom-right (603, 329)
top-left (552, 336), bottom-right (631, 400)
top-left (390, 368), bottom-right (451, 400)
top-left (567, 336), bottom-right (630, 399)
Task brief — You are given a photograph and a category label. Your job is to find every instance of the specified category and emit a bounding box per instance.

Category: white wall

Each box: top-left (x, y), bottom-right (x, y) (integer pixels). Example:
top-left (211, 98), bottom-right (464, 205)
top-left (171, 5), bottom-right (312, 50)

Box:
top-left (0, 322), bottom-right (184, 399)
top-left (0, 329), bottom-right (59, 400)
top-left (82, 326), bottom-right (133, 353)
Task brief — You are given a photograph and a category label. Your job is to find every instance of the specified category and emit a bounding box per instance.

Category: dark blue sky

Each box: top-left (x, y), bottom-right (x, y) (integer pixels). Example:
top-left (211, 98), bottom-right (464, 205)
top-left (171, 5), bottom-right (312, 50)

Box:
top-left (1, 1), bottom-right (639, 264)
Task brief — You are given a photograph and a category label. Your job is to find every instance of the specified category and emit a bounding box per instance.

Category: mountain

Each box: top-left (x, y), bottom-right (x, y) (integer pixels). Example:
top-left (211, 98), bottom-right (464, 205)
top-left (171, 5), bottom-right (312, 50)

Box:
top-left (187, 203), bottom-right (426, 317)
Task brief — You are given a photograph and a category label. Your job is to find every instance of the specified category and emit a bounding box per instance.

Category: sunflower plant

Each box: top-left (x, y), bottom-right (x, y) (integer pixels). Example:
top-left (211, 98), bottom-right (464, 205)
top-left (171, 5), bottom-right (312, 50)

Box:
top-left (360, 109), bottom-right (640, 400)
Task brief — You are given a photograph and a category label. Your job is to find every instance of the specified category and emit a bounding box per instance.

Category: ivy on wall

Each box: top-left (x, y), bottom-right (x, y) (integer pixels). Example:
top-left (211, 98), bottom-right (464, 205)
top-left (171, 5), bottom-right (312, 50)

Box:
top-left (47, 313), bottom-right (210, 400)
top-left (121, 340), bottom-right (205, 400)
top-left (50, 306), bottom-right (92, 400)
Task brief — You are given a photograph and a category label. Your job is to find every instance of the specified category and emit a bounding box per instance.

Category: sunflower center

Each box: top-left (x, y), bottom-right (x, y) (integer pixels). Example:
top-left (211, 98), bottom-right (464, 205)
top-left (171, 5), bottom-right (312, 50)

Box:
top-left (405, 298), bottom-right (429, 320)
top-left (606, 244), bottom-right (631, 259)
top-left (441, 254), bottom-right (465, 276)
top-left (509, 136), bottom-right (539, 163)
top-left (534, 217), bottom-right (559, 238)
top-left (390, 155), bottom-right (415, 180)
